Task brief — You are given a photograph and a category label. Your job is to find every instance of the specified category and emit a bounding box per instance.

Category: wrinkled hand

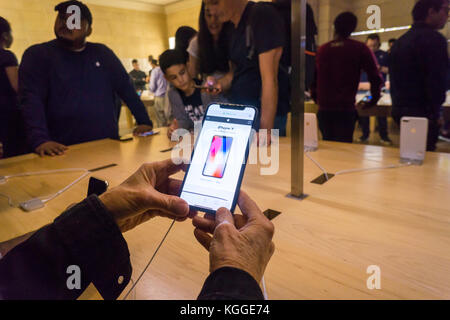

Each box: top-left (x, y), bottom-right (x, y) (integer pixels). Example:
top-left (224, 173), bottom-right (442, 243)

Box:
top-left (133, 124), bottom-right (154, 136)
top-left (35, 141), bottom-right (68, 157)
top-left (192, 191), bottom-right (275, 282)
top-left (99, 159), bottom-right (193, 233)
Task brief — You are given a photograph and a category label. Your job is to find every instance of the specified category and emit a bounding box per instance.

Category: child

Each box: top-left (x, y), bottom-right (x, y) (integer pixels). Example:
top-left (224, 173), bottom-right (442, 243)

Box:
top-left (159, 49), bottom-right (217, 138)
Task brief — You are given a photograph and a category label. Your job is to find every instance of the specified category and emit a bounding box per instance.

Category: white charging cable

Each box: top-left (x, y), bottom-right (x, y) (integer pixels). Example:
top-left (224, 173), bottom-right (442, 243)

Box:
top-left (0, 193), bottom-right (15, 207)
top-left (335, 163), bottom-right (413, 176)
top-left (0, 168), bottom-right (90, 211)
top-left (40, 171), bottom-right (90, 203)
top-left (305, 151), bottom-right (413, 180)
top-left (0, 168), bottom-right (88, 181)
top-left (261, 275), bottom-right (269, 300)
top-left (305, 151), bottom-right (329, 180)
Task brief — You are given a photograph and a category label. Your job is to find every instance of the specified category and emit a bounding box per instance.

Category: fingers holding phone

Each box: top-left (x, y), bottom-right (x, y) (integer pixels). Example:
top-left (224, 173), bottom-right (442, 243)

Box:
top-left (193, 191), bottom-right (275, 283)
top-left (201, 76), bottom-right (222, 95)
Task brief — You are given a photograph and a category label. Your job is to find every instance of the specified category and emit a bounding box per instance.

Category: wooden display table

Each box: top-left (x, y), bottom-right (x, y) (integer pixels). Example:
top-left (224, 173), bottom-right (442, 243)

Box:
top-left (0, 129), bottom-right (449, 299)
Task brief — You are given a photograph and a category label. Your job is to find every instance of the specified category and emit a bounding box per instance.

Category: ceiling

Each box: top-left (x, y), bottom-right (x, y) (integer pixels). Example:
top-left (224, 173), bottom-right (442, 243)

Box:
top-left (83, 0), bottom-right (188, 13)
top-left (121, 0), bottom-right (181, 6)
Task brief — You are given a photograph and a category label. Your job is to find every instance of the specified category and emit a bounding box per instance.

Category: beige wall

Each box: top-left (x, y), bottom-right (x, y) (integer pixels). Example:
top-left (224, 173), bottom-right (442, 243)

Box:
top-left (351, 0), bottom-right (416, 44)
top-left (166, 4), bottom-right (201, 38)
top-left (315, 0), bottom-right (418, 46)
top-left (0, 0), bottom-right (169, 65)
top-left (2, 0), bottom-right (448, 64)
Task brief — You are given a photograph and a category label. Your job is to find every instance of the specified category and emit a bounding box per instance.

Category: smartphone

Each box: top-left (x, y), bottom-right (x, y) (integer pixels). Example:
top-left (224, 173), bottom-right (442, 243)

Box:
top-left (179, 103), bottom-right (258, 214)
top-left (362, 95), bottom-right (372, 102)
top-left (400, 117), bottom-right (428, 164)
top-left (202, 136), bottom-right (234, 178)
top-left (87, 177), bottom-right (109, 197)
top-left (138, 130), bottom-right (160, 137)
top-left (194, 84), bottom-right (220, 92)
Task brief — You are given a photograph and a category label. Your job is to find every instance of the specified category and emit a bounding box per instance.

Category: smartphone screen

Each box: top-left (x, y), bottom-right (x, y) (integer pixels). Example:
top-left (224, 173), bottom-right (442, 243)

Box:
top-left (180, 104), bottom-right (257, 214)
top-left (138, 130), bottom-right (160, 137)
top-left (362, 95), bottom-right (372, 102)
top-left (202, 136), bottom-right (233, 178)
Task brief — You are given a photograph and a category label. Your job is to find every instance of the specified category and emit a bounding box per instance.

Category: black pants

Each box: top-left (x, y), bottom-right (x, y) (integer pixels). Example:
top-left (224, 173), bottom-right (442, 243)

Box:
top-left (359, 116), bottom-right (389, 139)
top-left (393, 116), bottom-right (440, 152)
top-left (317, 110), bottom-right (358, 143)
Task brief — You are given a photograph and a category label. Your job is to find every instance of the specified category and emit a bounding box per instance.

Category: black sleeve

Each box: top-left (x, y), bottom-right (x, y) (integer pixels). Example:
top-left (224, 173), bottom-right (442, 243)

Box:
top-left (422, 34), bottom-right (448, 119)
top-left (19, 46), bottom-right (52, 150)
top-left (103, 46), bottom-right (153, 126)
top-left (0, 50), bottom-right (18, 68)
top-left (251, 4), bottom-right (285, 56)
top-left (197, 267), bottom-right (264, 300)
top-left (361, 45), bottom-right (383, 101)
top-left (0, 196), bottom-right (132, 300)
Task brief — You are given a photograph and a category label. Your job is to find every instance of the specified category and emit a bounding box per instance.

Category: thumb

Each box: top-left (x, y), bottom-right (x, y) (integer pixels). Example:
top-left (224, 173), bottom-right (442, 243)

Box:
top-left (215, 207), bottom-right (235, 229)
top-left (149, 190), bottom-right (189, 218)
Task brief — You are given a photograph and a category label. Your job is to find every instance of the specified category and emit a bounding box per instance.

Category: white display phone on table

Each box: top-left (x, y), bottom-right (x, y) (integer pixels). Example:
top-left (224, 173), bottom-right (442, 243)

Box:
top-left (400, 117), bottom-right (428, 165)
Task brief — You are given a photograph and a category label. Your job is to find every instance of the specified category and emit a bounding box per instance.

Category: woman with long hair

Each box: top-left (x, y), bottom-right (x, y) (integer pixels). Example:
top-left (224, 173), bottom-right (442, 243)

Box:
top-left (175, 26), bottom-right (197, 63)
top-left (187, 2), bottom-right (232, 89)
top-left (0, 17), bottom-right (26, 158)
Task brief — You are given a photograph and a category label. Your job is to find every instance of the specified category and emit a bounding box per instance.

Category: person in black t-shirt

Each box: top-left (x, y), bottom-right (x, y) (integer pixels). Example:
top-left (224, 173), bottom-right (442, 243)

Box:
top-left (390, 0), bottom-right (449, 151)
top-left (0, 17), bottom-right (27, 158)
top-left (206, 0), bottom-right (289, 144)
top-left (129, 59), bottom-right (147, 92)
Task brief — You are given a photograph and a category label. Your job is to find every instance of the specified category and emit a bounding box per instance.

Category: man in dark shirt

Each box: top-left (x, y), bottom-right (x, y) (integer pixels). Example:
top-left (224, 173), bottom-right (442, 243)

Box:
top-left (311, 12), bottom-right (383, 143)
top-left (19, 1), bottom-right (153, 157)
top-left (388, 38), bottom-right (396, 54)
top-left (0, 159), bottom-right (274, 300)
top-left (129, 59), bottom-right (147, 92)
top-left (358, 34), bottom-right (392, 145)
top-left (389, 0), bottom-right (449, 151)
top-left (0, 17), bottom-right (27, 158)
top-left (208, 0), bottom-right (289, 144)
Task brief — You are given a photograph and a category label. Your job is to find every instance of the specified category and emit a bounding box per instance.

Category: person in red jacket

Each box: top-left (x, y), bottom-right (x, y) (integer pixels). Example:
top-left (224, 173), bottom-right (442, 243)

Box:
top-left (311, 12), bottom-right (383, 143)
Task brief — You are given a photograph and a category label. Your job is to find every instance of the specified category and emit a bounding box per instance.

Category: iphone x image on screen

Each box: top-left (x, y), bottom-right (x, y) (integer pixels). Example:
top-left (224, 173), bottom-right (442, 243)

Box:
top-left (202, 136), bottom-right (233, 179)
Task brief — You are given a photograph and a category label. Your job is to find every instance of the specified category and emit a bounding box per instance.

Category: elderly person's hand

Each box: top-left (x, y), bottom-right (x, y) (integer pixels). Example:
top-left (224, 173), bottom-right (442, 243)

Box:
top-left (99, 159), bottom-right (194, 233)
top-left (192, 191), bottom-right (275, 283)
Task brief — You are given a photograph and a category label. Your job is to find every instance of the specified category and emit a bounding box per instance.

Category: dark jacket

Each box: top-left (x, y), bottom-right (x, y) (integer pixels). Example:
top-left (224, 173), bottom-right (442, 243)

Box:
top-left (0, 195), bottom-right (263, 300)
top-left (389, 22), bottom-right (448, 120)
top-left (19, 40), bottom-right (153, 150)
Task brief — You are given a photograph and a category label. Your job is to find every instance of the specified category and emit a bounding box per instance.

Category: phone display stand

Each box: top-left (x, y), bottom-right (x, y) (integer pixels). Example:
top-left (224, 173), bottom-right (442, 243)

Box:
top-left (310, 173), bottom-right (335, 185)
top-left (263, 209), bottom-right (282, 221)
top-left (399, 117), bottom-right (428, 166)
top-left (304, 113), bottom-right (318, 151)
